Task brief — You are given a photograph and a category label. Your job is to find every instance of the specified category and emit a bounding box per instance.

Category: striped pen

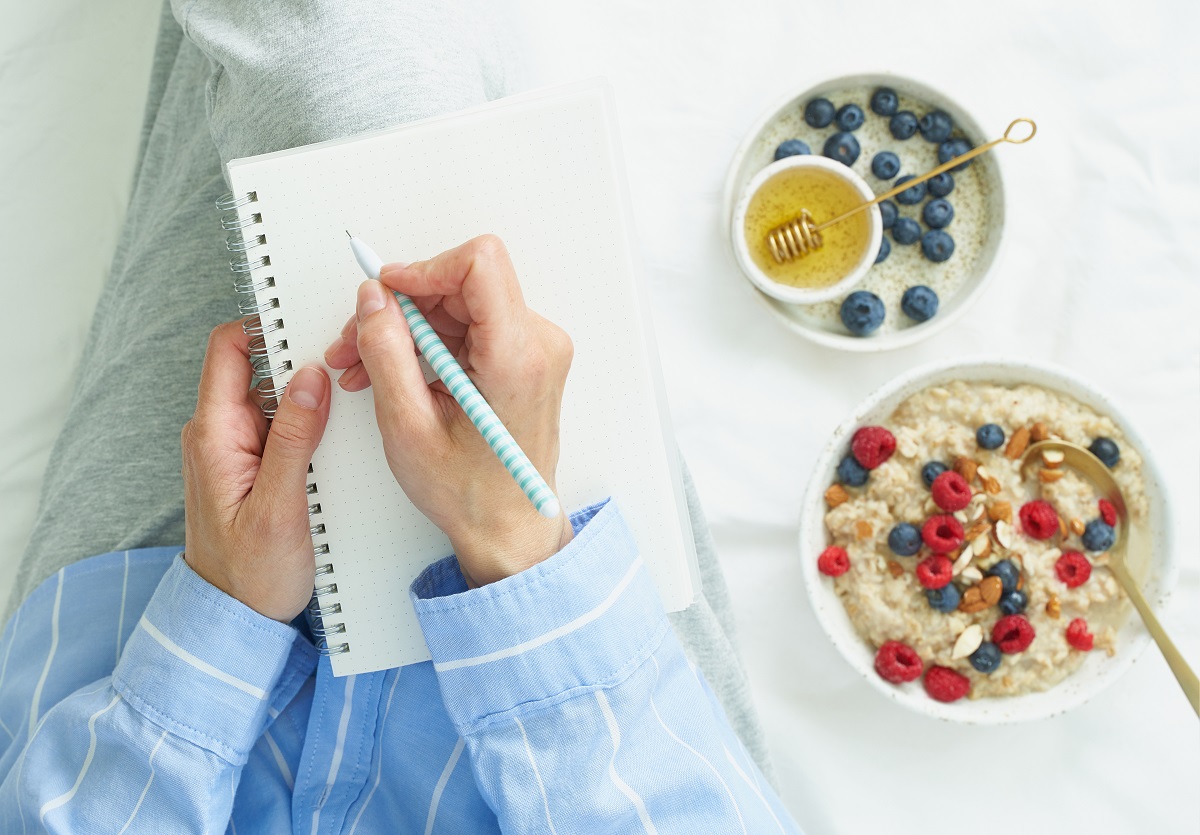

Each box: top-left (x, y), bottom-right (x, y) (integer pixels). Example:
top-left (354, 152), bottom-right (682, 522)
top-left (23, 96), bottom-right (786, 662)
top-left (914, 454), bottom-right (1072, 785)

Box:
top-left (346, 232), bottom-right (562, 519)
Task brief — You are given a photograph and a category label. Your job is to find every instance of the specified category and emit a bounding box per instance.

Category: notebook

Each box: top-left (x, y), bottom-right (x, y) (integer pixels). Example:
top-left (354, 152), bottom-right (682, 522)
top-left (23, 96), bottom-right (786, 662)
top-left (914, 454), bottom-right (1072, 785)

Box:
top-left (217, 80), bottom-right (700, 677)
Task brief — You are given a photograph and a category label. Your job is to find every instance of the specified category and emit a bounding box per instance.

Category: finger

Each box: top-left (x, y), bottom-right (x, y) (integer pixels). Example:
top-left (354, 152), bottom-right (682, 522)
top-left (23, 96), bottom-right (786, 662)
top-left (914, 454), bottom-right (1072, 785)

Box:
top-left (337, 362), bottom-right (370, 392)
top-left (194, 320), bottom-right (255, 422)
top-left (253, 365), bottom-right (331, 512)
top-left (378, 234), bottom-right (527, 361)
top-left (325, 317), bottom-right (360, 369)
top-left (354, 280), bottom-right (438, 433)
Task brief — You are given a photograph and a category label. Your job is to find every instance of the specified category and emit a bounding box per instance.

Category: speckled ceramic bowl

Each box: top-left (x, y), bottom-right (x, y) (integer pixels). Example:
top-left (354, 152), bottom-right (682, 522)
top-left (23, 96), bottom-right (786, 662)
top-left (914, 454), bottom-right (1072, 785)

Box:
top-left (723, 72), bottom-right (1007, 351)
top-left (798, 358), bottom-right (1174, 722)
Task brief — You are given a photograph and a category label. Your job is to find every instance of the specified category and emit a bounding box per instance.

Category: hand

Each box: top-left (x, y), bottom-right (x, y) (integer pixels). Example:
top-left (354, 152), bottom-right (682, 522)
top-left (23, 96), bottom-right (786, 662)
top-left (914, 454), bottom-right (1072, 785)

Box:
top-left (324, 235), bottom-right (574, 587)
top-left (182, 320), bottom-right (332, 622)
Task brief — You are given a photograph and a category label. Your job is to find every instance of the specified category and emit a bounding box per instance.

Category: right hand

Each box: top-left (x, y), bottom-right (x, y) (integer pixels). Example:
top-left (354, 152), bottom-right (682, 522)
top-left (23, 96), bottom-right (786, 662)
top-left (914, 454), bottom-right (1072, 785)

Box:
top-left (324, 235), bottom-right (575, 587)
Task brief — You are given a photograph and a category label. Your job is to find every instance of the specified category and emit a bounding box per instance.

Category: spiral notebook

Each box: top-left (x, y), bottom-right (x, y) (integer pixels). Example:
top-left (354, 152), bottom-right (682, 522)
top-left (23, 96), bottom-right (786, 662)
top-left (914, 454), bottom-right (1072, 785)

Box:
top-left (217, 80), bottom-right (699, 677)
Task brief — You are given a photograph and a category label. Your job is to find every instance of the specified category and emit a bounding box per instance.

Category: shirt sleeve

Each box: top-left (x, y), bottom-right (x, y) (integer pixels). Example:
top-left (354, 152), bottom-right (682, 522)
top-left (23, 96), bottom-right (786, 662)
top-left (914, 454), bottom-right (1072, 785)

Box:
top-left (411, 500), bottom-right (802, 834)
top-left (0, 555), bottom-right (315, 834)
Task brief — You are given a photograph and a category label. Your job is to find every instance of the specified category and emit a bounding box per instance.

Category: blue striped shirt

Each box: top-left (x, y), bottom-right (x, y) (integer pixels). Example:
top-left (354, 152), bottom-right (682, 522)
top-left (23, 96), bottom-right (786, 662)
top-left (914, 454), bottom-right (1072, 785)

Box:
top-left (0, 500), bottom-right (799, 833)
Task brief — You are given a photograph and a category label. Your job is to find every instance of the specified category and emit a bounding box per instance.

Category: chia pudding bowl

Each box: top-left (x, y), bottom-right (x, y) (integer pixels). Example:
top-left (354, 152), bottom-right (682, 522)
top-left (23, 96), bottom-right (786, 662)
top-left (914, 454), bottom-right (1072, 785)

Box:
top-left (722, 72), bottom-right (1006, 351)
top-left (798, 359), bottom-right (1174, 722)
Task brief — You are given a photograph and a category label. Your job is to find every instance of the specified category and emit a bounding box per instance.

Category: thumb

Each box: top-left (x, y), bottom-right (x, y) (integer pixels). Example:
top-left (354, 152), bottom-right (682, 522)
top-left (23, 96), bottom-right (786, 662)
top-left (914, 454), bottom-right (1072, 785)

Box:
top-left (354, 280), bottom-right (437, 433)
top-left (257, 366), bottom-right (331, 496)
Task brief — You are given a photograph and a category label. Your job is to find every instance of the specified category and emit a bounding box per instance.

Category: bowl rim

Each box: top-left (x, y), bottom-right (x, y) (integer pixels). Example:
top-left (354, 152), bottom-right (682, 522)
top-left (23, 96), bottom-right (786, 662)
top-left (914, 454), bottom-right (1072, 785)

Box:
top-left (721, 70), bottom-right (1008, 352)
top-left (729, 155), bottom-right (883, 305)
top-left (798, 356), bottom-right (1177, 723)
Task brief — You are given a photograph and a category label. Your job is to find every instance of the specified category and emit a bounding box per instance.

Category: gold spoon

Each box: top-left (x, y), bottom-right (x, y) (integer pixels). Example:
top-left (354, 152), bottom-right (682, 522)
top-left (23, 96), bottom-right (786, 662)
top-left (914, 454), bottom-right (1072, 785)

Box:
top-left (1020, 440), bottom-right (1198, 715)
top-left (766, 117), bottom-right (1038, 263)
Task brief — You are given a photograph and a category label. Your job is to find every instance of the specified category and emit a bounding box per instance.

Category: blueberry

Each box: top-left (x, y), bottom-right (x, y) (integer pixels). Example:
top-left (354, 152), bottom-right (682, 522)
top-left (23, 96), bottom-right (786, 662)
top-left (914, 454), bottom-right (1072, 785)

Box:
top-left (840, 290), bottom-right (885, 336)
top-left (1089, 437), bottom-right (1121, 468)
top-left (900, 285), bottom-right (939, 322)
top-left (1082, 519), bottom-right (1116, 552)
top-left (773, 139), bottom-right (811, 160)
top-left (919, 110), bottom-right (954, 143)
top-left (892, 218), bottom-right (921, 245)
top-left (888, 523), bottom-right (922, 557)
top-left (921, 229), bottom-right (955, 262)
top-left (871, 151), bottom-right (901, 179)
top-left (921, 461), bottom-right (949, 488)
top-left (836, 454), bottom-right (869, 487)
top-left (922, 198), bottom-right (955, 229)
top-left (937, 137), bottom-right (973, 171)
top-left (925, 583), bottom-right (961, 613)
top-left (870, 87), bottom-right (899, 116)
top-left (804, 97), bottom-right (835, 128)
top-left (986, 559), bottom-right (1020, 593)
top-left (969, 642), bottom-right (1002, 674)
top-left (999, 589), bottom-right (1029, 616)
top-left (928, 172), bottom-right (955, 197)
top-left (976, 423), bottom-right (1005, 449)
top-left (889, 110), bottom-right (918, 140)
top-left (835, 103), bottom-right (866, 132)
top-left (822, 132), bottom-right (861, 167)
top-left (875, 236), bottom-right (891, 264)
top-left (878, 199), bottom-right (898, 229)
top-left (894, 175), bottom-right (927, 205)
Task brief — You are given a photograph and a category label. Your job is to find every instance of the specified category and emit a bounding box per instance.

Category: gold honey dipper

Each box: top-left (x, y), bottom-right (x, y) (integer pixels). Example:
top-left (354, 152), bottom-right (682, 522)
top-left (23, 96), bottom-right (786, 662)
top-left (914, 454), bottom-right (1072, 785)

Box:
top-left (766, 118), bottom-right (1038, 264)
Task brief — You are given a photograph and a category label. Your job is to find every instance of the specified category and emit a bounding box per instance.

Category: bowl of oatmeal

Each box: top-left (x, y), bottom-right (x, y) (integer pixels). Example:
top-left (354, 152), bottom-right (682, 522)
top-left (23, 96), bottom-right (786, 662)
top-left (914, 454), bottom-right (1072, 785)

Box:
top-left (798, 358), bottom-right (1173, 721)
top-left (723, 72), bottom-right (1007, 350)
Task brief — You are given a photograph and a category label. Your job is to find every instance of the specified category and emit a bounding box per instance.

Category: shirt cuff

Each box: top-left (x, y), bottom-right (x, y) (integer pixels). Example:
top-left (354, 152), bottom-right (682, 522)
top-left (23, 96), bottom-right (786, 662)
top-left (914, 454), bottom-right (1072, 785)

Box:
top-left (410, 499), bottom-right (670, 734)
top-left (112, 554), bottom-right (316, 764)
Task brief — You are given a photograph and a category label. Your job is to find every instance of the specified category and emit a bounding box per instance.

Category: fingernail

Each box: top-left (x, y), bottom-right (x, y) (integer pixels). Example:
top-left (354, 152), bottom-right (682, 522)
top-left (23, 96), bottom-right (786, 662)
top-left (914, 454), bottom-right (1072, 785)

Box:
top-left (288, 366), bottom-right (324, 410)
top-left (379, 261), bottom-right (410, 277)
top-left (357, 280), bottom-right (387, 321)
top-left (324, 336), bottom-right (344, 360)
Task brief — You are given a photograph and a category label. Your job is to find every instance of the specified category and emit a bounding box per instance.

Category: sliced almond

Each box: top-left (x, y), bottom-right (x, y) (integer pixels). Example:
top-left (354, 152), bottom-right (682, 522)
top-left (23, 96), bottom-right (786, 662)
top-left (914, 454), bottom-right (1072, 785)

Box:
top-left (983, 476), bottom-right (1002, 495)
top-left (952, 624), bottom-right (984, 659)
top-left (988, 501), bottom-right (1013, 523)
top-left (1044, 547), bottom-right (1063, 562)
top-left (825, 483), bottom-right (850, 508)
top-left (958, 586), bottom-right (989, 614)
top-left (976, 465), bottom-right (991, 482)
top-left (953, 509), bottom-right (969, 524)
top-left (1005, 426), bottom-right (1031, 460)
top-left (994, 520), bottom-right (1013, 549)
top-left (854, 520), bottom-right (873, 541)
top-left (951, 545), bottom-right (975, 576)
top-left (954, 456), bottom-right (979, 485)
top-left (887, 560), bottom-right (904, 579)
top-left (1042, 449), bottom-right (1065, 468)
top-left (961, 566), bottom-right (984, 584)
top-left (972, 533), bottom-right (992, 560)
top-left (964, 520), bottom-right (990, 542)
top-left (970, 501), bottom-right (986, 522)
top-left (979, 575), bottom-right (1003, 606)
top-left (1070, 517), bottom-right (1086, 536)
top-left (1031, 421), bottom-right (1050, 442)
top-left (1058, 515), bottom-right (1068, 538)
top-left (1046, 594), bottom-right (1061, 619)
top-left (1039, 468), bottom-right (1064, 483)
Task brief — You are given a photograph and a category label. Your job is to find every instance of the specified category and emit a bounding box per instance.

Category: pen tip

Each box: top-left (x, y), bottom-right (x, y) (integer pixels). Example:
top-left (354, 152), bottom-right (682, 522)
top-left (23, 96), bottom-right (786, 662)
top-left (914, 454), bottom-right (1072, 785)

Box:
top-left (345, 230), bottom-right (352, 238)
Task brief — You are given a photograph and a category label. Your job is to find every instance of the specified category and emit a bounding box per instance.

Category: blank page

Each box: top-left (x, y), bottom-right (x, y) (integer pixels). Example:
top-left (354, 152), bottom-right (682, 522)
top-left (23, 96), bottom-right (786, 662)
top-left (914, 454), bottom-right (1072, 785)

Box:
top-left (226, 80), bottom-right (697, 676)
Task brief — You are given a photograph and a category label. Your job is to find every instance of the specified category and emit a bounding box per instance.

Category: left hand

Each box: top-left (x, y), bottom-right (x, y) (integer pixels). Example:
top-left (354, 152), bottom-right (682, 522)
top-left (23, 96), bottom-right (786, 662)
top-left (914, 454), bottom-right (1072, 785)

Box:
top-left (181, 320), bottom-right (332, 622)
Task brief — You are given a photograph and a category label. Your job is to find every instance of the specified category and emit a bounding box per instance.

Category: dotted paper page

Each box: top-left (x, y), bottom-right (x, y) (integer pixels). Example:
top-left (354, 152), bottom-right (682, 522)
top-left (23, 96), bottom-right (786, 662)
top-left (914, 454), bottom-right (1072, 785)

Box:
top-left (227, 81), bottom-right (695, 677)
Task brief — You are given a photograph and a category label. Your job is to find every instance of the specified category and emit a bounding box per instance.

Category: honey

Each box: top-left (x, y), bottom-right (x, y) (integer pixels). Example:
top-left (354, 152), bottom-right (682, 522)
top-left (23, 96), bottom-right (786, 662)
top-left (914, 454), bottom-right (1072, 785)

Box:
top-left (743, 165), bottom-right (873, 290)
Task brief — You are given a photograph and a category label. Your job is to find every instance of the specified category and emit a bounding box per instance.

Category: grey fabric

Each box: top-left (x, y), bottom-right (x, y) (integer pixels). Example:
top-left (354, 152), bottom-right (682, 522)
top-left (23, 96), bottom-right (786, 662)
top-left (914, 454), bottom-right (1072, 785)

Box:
top-left (9, 0), bottom-right (772, 778)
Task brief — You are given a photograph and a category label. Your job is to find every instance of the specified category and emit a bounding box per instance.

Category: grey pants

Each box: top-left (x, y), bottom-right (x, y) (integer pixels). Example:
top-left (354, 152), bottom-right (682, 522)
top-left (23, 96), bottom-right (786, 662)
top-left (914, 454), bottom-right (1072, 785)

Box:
top-left (9, 0), bottom-right (770, 776)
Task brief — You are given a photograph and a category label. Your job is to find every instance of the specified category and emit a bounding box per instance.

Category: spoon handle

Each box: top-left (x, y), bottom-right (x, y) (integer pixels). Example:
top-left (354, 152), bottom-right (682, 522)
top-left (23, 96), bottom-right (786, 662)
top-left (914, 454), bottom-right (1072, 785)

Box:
top-left (1108, 559), bottom-right (1199, 715)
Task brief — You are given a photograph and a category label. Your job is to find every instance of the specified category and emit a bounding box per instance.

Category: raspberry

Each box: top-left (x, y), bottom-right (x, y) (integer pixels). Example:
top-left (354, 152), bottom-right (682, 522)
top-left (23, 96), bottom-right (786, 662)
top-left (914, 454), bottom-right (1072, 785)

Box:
top-left (851, 426), bottom-right (896, 470)
top-left (916, 555), bottom-right (954, 589)
top-left (923, 665), bottom-right (971, 703)
top-left (817, 546), bottom-right (850, 577)
top-left (1066, 618), bottom-right (1094, 651)
top-left (921, 515), bottom-right (964, 554)
top-left (1098, 499), bottom-right (1117, 527)
top-left (874, 640), bottom-right (923, 684)
top-left (1019, 500), bottom-right (1059, 540)
top-left (1055, 551), bottom-right (1092, 588)
top-left (992, 614), bottom-right (1036, 654)
top-left (930, 471), bottom-right (972, 512)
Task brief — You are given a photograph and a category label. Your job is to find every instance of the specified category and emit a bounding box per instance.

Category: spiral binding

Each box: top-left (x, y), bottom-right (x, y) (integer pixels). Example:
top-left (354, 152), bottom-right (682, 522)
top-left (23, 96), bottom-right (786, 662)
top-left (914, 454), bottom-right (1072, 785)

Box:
top-left (217, 190), bottom-right (348, 657)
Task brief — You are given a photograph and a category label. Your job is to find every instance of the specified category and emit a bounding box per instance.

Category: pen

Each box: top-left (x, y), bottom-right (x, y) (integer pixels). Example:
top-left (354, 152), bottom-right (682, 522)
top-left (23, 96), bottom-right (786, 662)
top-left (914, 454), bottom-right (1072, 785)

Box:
top-left (346, 232), bottom-right (562, 520)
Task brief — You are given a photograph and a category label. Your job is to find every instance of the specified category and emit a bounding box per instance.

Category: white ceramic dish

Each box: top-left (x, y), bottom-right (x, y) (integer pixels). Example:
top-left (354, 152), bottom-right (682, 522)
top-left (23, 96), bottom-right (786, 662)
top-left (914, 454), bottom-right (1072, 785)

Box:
top-left (722, 72), bottom-right (1007, 351)
top-left (730, 155), bottom-right (883, 304)
top-left (798, 358), bottom-right (1175, 722)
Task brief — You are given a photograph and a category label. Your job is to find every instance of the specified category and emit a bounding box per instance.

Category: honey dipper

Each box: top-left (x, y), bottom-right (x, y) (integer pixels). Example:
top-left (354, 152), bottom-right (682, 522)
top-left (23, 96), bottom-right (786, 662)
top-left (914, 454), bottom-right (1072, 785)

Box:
top-left (766, 118), bottom-right (1037, 264)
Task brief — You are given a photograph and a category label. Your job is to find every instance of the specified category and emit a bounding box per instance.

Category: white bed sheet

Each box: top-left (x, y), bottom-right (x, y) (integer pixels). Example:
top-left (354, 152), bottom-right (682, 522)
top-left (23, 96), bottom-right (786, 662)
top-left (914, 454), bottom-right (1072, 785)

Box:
top-left (1, 1), bottom-right (1196, 832)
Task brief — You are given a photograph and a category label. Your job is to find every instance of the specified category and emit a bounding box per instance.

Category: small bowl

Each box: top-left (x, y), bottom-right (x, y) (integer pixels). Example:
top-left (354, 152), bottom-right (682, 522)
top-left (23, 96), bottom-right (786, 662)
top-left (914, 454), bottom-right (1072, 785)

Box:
top-left (730, 155), bottom-right (882, 305)
top-left (798, 358), bottom-right (1174, 722)
top-left (723, 72), bottom-right (1007, 351)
